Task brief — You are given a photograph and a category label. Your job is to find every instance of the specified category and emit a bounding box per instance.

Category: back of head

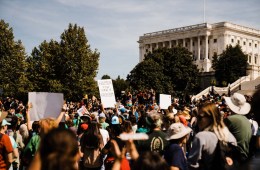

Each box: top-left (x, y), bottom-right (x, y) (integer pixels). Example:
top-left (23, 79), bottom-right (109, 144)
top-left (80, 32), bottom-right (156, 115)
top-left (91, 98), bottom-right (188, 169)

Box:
top-left (40, 128), bottom-right (79, 170)
top-left (39, 118), bottom-right (58, 137)
top-left (146, 112), bottom-right (163, 129)
top-left (132, 151), bottom-right (169, 170)
top-left (199, 102), bottom-right (223, 128)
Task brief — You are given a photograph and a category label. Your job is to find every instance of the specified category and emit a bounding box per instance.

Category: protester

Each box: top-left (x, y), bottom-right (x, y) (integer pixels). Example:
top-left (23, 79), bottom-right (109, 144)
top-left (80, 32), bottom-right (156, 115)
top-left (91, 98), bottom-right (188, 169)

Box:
top-left (188, 102), bottom-right (237, 170)
top-left (0, 116), bottom-right (14, 170)
top-left (164, 122), bottom-right (192, 170)
top-left (27, 128), bottom-right (80, 170)
top-left (224, 93), bottom-right (252, 162)
top-left (80, 122), bottom-right (104, 170)
top-left (136, 110), bottom-right (168, 156)
top-left (23, 105), bottom-right (65, 169)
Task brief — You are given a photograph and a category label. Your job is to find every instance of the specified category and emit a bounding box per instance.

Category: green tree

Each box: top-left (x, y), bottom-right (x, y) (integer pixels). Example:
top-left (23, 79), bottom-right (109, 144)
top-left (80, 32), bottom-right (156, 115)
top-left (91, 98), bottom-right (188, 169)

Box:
top-left (212, 45), bottom-right (248, 86)
top-left (27, 23), bottom-right (100, 101)
top-left (101, 75), bottom-right (111, 79)
top-left (27, 40), bottom-right (62, 92)
top-left (127, 47), bottom-right (199, 96)
top-left (0, 20), bottom-right (31, 99)
top-left (112, 76), bottom-right (128, 98)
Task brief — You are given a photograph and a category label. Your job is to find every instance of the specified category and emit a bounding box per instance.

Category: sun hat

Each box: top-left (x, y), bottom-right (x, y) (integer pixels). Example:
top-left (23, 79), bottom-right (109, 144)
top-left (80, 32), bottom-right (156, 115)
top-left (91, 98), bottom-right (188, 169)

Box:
top-left (178, 110), bottom-right (191, 120)
top-left (80, 113), bottom-right (92, 120)
top-left (166, 122), bottom-right (192, 140)
top-left (99, 112), bottom-right (106, 118)
top-left (224, 93), bottom-right (251, 115)
top-left (111, 116), bottom-right (120, 125)
top-left (1, 119), bottom-right (11, 127)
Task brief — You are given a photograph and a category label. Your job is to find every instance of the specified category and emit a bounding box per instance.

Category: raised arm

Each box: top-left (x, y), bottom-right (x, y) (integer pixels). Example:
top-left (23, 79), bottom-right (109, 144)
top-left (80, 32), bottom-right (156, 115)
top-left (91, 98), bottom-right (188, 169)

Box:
top-left (55, 103), bottom-right (67, 125)
top-left (26, 103), bottom-right (32, 131)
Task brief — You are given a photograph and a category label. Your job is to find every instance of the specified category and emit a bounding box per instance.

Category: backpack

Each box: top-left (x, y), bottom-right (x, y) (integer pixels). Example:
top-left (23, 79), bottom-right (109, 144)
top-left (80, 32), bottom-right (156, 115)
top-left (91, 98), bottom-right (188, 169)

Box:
top-left (212, 140), bottom-right (239, 170)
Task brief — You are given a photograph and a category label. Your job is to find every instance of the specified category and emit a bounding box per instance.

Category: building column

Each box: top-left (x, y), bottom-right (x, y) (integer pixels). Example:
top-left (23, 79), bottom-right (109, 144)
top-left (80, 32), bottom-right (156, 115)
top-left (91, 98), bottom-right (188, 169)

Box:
top-left (190, 38), bottom-right (193, 52)
top-left (205, 35), bottom-right (208, 60)
top-left (176, 39), bottom-right (178, 46)
top-left (139, 44), bottom-right (144, 61)
top-left (198, 37), bottom-right (201, 60)
top-left (183, 39), bottom-right (186, 47)
top-left (169, 41), bottom-right (172, 48)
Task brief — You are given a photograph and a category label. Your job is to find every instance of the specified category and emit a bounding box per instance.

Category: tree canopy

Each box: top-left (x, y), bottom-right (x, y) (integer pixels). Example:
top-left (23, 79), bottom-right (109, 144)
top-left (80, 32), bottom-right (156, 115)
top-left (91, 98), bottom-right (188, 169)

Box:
top-left (127, 47), bottom-right (199, 96)
top-left (26, 23), bottom-right (100, 101)
top-left (0, 20), bottom-right (100, 101)
top-left (212, 44), bottom-right (248, 86)
top-left (0, 20), bottom-right (30, 99)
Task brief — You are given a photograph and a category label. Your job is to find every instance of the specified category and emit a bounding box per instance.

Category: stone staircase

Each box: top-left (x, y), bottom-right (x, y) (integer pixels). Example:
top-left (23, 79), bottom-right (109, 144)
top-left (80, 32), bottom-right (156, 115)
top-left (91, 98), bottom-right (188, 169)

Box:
top-left (192, 75), bottom-right (260, 100)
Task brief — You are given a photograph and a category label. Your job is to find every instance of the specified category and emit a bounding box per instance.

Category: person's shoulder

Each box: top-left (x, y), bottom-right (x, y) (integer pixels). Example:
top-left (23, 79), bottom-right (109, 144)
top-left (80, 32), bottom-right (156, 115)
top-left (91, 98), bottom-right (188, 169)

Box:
top-left (169, 143), bottom-right (182, 150)
top-left (1, 133), bottom-right (10, 140)
top-left (196, 131), bottom-right (217, 139)
top-left (100, 128), bottom-right (109, 134)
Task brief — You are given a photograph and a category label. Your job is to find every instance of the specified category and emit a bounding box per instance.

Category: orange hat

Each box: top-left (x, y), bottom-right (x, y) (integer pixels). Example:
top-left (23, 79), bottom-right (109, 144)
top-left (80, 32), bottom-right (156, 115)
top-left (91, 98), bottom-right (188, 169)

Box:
top-left (178, 115), bottom-right (188, 126)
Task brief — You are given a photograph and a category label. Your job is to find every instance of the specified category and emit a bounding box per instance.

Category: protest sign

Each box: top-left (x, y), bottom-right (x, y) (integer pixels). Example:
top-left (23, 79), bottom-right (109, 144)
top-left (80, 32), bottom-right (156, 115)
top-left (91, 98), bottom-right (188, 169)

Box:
top-left (159, 94), bottom-right (171, 109)
top-left (97, 79), bottom-right (116, 108)
top-left (28, 92), bottom-right (64, 121)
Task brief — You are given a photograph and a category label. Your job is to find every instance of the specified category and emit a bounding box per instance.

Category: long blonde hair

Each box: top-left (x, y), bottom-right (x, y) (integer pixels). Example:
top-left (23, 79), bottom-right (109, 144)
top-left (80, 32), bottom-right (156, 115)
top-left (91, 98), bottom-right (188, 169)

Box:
top-left (198, 102), bottom-right (229, 142)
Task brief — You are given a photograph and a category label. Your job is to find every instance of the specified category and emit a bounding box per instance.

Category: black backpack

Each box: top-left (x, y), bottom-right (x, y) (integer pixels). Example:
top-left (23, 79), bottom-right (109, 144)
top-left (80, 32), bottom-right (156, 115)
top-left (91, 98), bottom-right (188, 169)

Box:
top-left (212, 140), bottom-right (239, 170)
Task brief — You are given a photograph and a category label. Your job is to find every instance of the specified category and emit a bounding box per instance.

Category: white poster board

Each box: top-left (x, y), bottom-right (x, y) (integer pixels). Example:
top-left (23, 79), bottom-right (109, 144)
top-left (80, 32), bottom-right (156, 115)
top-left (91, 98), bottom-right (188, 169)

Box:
top-left (28, 92), bottom-right (64, 121)
top-left (159, 94), bottom-right (171, 109)
top-left (97, 79), bottom-right (116, 108)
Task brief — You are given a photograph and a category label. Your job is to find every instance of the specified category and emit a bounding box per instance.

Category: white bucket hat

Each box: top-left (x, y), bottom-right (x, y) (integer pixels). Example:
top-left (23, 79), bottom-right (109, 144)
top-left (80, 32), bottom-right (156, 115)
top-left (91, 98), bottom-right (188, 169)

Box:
top-left (166, 122), bottom-right (192, 140)
top-left (224, 93), bottom-right (251, 115)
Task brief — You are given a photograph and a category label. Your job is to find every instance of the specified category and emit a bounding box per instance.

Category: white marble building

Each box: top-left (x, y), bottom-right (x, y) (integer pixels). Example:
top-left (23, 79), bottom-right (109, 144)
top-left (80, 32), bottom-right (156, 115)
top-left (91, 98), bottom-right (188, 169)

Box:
top-left (138, 22), bottom-right (260, 80)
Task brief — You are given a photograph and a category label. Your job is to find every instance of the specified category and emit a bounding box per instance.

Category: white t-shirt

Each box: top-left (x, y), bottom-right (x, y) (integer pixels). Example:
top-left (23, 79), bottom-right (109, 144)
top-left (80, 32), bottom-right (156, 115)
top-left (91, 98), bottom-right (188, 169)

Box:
top-left (99, 128), bottom-right (110, 146)
top-left (249, 119), bottom-right (259, 136)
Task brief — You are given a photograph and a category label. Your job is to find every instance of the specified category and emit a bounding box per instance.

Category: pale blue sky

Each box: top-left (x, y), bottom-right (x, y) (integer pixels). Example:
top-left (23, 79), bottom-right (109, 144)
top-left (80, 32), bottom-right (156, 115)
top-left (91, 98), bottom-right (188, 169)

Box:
top-left (0, 0), bottom-right (259, 80)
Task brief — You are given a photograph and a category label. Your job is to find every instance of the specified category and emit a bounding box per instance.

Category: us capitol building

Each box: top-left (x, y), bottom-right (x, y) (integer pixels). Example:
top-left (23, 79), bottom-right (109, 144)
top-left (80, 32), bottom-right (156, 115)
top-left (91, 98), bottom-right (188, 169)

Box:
top-left (138, 22), bottom-right (260, 86)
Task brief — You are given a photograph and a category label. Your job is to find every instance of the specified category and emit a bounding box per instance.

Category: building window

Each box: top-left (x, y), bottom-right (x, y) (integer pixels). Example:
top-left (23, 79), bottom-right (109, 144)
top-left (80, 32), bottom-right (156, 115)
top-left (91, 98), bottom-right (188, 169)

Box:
top-left (214, 39), bottom-right (217, 43)
top-left (249, 42), bottom-right (252, 46)
top-left (185, 42), bottom-right (188, 47)
top-left (243, 42), bottom-right (246, 45)
top-left (146, 49), bottom-right (149, 52)
top-left (238, 40), bottom-right (240, 44)
top-left (256, 44), bottom-right (258, 48)
top-left (249, 55), bottom-right (251, 63)
top-left (200, 41), bottom-right (202, 45)
top-left (193, 42), bottom-right (195, 46)
top-left (255, 56), bottom-right (257, 64)
top-left (231, 39), bottom-right (234, 43)
top-left (208, 40), bottom-right (210, 44)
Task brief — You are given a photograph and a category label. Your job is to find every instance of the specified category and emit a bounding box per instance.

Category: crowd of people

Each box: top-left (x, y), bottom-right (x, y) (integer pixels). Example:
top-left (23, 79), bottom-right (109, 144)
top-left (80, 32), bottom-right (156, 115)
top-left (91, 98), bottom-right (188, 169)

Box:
top-left (0, 88), bottom-right (259, 170)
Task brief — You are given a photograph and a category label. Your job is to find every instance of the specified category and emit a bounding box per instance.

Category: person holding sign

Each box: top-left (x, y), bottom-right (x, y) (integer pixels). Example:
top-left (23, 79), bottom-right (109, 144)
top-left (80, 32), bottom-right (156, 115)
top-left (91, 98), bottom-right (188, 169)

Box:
top-left (23, 103), bottom-right (66, 170)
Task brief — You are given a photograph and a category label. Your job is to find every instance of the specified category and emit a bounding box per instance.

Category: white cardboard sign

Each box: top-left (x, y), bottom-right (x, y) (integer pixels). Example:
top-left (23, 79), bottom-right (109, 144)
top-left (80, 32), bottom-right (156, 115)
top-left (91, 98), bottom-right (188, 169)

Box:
top-left (159, 94), bottom-right (171, 109)
top-left (28, 92), bottom-right (64, 121)
top-left (97, 79), bottom-right (116, 108)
